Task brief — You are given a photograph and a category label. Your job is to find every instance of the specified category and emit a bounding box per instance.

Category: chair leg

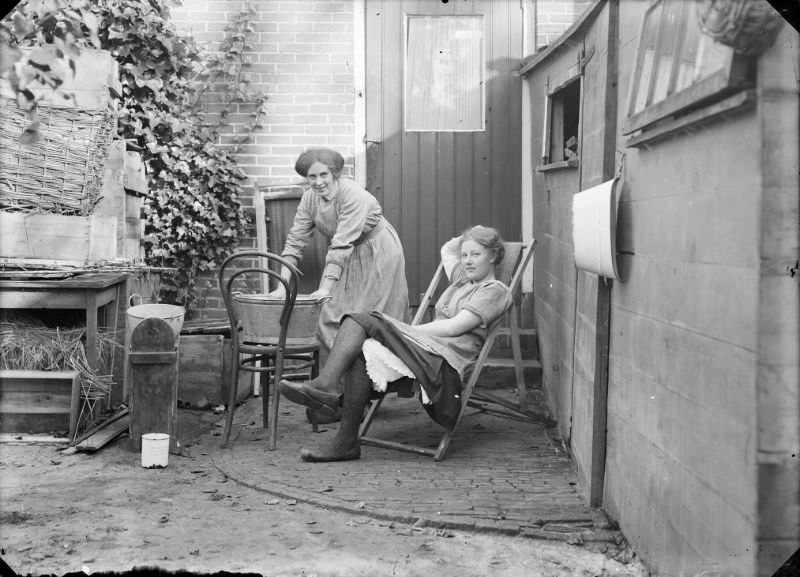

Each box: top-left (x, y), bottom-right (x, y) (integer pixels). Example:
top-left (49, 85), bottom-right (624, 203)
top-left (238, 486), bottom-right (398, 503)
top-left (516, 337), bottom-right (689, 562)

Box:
top-left (309, 349), bottom-right (320, 433)
top-left (509, 307), bottom-right (528, 411)
top-left (434, 342), bottom-right (492, 461)
top-left (358, 392), bottom-right (385, 438)
top-left (311, 349), bottom-right (319, 378)
top-left (222, 349), bottom-right (240, 448)
top-left (262, 356), bottom-right (271, 430)
top-left (269, 351), bottom-right (284, 451)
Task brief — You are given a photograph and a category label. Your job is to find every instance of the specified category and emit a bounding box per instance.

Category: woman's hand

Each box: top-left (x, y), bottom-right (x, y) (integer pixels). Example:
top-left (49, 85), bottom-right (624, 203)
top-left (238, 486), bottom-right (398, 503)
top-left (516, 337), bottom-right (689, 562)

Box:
top-left (267, 286), bottom-right (286, 299)
top-left (310, 276), bottom-right (336, 303)
top-left (310, 288), bottom-right (332, 303)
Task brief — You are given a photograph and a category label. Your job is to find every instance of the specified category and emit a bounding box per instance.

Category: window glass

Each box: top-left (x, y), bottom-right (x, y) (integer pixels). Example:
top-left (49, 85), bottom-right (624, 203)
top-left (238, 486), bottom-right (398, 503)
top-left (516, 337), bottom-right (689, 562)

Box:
top-left (625, 0), bottom-right (751, 135)
top-left (630, 1), bottom-right (662, 115)
top-left (405, 15), bottom-right (484, 132)
top-left (650, 0), bottom-right (681, 104)
top-left (675, 8), bottom-right (700, 92)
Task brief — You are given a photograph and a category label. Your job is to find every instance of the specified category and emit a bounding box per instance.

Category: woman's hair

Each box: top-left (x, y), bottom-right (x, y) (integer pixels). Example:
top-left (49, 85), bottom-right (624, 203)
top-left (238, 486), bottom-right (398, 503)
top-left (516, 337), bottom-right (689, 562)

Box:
top-left (460, 225), bottom-right (505, 265)
top-left (294, 148), bottom-right (345, 177)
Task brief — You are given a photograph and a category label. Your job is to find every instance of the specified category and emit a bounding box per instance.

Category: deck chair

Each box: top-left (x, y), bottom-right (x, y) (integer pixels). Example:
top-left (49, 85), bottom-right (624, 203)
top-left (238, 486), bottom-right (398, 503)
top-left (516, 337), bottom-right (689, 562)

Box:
top-left (358, 238), bottom-right (541, 461)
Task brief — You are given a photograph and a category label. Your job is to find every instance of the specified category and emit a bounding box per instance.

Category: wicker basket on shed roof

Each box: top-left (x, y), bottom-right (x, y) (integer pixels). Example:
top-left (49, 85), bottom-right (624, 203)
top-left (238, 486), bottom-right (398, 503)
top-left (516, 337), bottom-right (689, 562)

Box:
top-left (0, 99), bottom-right (117, 216)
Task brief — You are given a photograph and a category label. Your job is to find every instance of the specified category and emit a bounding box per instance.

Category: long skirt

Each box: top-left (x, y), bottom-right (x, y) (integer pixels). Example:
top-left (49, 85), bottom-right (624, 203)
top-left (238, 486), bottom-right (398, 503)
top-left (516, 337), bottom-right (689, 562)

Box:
top-left (318, 219), bottom-right (409, 351)
top-left (346, 312), bottom-right (463, 429)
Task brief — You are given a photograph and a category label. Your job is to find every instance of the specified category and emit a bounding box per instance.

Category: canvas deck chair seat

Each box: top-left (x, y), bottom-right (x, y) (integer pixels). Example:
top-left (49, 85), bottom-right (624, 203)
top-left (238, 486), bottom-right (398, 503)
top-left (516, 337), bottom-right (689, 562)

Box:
top-left (358, 238), bottom-right (543, 461)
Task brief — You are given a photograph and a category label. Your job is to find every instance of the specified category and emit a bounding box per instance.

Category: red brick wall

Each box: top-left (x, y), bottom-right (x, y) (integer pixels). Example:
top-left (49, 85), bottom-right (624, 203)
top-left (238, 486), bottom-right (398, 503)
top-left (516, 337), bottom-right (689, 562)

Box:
top-left (167, 0), bottom-right (357, 320)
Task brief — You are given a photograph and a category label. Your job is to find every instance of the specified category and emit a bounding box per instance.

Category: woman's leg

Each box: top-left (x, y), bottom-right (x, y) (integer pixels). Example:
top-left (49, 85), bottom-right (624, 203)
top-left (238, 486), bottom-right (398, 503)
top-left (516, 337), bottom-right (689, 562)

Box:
top-left (279, 317), bottom-right (367, 411)
top-left (300, 355), bottom-right (372, 462)
top-left (308, 317), bottom-right (367, 392)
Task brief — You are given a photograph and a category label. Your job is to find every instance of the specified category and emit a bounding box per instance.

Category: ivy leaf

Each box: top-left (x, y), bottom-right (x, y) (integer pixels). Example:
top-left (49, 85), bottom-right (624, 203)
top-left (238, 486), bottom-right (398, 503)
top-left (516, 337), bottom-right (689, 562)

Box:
top-left (12, 13), bottom-right (34, 37)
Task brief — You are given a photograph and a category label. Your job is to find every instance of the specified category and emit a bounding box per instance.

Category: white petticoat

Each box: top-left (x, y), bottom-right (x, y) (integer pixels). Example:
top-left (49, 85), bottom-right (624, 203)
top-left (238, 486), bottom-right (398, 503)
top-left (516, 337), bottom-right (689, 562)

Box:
top-left (362, 338), bottom-right (431, 404)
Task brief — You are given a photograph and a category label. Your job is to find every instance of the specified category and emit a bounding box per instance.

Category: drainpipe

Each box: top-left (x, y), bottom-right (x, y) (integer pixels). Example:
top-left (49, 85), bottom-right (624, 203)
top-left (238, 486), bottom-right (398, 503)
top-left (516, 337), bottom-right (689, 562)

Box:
top-left (521, 1), bottom-right (534, 294)
top-left (353, 0), bottom-right (366, 187)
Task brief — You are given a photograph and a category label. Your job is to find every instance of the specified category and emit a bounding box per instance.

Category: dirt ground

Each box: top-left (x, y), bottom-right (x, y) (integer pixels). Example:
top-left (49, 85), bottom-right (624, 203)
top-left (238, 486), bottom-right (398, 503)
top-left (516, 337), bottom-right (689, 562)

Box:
top-left (0, 409), bottom-right (650, 577)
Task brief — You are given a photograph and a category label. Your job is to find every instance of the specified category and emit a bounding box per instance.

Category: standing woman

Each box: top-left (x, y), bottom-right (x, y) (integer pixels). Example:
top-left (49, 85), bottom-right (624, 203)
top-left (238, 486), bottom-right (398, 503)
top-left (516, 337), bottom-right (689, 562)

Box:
top-left (277, 148), bottom-right (409, 353)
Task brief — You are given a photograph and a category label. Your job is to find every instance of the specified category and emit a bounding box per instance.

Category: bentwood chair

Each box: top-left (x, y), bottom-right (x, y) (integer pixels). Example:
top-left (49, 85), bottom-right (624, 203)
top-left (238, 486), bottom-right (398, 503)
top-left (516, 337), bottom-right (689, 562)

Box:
top-left (218, 251), bottom-right (321, 449)
top-left (359, 239), bottom-right (551, 461)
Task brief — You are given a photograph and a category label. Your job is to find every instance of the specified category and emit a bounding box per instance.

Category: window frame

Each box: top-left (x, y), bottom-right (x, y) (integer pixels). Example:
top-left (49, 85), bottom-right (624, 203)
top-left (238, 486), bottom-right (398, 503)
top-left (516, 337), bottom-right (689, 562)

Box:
top-left (622, 0), bottom-right (753, 137)
top-left (403, 14), bottom-right (486, 133)
top-left (536, 63), bottom-right (582, 172)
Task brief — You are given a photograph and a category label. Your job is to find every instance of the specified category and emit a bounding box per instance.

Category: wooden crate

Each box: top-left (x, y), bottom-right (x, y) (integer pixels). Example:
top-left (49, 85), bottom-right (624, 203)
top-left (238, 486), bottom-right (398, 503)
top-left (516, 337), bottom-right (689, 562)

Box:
top-left (178, 335), bottom-right (251, 408)
top-left (96, 140), bottom-right (146, 263)
top-left (0, 370), bottom-right (80, 437)
top-left (0, 212), bottom-right (117, 262)
top-left (0, 47), bottom-right (121, 110)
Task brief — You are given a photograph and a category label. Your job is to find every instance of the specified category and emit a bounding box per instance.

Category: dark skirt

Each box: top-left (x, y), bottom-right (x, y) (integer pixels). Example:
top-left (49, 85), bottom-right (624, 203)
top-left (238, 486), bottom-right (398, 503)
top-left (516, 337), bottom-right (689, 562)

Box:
top-left (345, 312), bottom-right (463, 429)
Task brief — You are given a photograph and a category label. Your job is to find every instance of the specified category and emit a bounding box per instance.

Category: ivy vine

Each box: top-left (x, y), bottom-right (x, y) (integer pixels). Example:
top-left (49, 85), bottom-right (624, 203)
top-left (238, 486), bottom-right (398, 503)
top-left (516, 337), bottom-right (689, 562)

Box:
top-left (0, 0), bottom-right (266, 312)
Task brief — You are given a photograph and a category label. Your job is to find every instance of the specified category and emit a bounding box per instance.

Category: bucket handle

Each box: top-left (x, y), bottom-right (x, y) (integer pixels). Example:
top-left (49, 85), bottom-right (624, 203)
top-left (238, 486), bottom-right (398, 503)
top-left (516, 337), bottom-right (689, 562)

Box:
top-left (129, 293), bottom-right (143, 307)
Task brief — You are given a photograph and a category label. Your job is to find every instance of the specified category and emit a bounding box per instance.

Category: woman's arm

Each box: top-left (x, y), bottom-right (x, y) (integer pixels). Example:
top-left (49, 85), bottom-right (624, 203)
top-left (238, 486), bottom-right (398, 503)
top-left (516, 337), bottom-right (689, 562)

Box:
top-left (315, 183), bottom-right (373, 297)
top-left (413, 309), bottom-right (482, 338)
top-left (281, 190), bottom-right (317, 263)
top-left (440, 235), bottom-right (465, 282)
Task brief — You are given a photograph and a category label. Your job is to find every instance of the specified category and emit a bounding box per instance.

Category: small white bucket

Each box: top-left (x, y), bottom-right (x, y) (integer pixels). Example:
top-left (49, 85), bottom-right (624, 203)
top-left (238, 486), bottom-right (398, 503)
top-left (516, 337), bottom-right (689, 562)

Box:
top-left (141, 433), bottom-right (170, 468)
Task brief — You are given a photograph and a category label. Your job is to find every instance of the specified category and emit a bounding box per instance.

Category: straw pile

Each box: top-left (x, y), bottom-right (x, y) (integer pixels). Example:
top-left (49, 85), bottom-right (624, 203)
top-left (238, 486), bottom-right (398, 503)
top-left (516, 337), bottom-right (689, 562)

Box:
top-left (0, 316), bottom-right (120, 405)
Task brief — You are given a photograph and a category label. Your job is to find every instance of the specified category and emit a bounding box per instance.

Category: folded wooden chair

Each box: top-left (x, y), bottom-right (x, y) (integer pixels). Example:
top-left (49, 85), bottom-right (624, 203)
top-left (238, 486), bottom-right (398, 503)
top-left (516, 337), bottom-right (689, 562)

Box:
top-left (359, 238), bottom-right (543, 461)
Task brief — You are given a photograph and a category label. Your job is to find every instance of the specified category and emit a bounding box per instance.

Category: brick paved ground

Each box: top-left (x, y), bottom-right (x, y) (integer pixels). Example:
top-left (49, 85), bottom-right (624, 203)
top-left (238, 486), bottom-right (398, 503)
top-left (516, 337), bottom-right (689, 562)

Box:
top-left (211, 383), bottom-right (626, 551)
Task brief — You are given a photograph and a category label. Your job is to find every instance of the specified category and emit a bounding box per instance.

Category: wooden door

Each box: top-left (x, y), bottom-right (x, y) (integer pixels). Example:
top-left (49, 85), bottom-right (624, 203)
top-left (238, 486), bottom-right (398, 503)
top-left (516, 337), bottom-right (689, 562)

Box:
top-left (365, 0), bottom-right (523, 303)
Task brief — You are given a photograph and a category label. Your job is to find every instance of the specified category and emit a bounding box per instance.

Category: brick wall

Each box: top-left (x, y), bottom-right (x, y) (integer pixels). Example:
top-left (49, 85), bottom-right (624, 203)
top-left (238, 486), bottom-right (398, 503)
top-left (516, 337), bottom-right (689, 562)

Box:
top-left (163, 0), bottom-right (583, 320)
top-left (167, 0), bottom-right (357, 320)
top-left (535, 0), bottom-right (593, 50)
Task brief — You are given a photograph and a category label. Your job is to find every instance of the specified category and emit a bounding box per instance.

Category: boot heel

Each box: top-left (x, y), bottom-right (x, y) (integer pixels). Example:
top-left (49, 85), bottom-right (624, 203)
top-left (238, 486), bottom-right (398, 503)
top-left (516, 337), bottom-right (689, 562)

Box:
top-left (307, 408), bottom-right (319, 432)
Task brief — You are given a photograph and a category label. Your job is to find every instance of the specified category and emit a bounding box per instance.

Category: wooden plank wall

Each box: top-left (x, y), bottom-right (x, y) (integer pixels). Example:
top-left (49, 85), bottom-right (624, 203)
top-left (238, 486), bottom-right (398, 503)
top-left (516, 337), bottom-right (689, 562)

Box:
top-left (567, 4), bottom-right (613, 505)
top-left (524, 2), bottom-right (796, 574)
top-left (366, 0), bottom-right (523, 303)
top-left (600, 3), bottom-right (764, 574)
top-left (754, 25), bottom-right (800, 575)
top-left (527, 43), bottom-right (582, 444)
top-left (527, 0), bottom-right (615, 507)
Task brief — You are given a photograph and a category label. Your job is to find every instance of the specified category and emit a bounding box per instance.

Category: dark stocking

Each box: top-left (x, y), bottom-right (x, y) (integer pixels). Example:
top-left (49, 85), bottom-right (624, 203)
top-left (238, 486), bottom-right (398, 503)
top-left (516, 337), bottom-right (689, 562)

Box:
top-left (306, 317), bottom-right (367, 394)
top-left (300, 354), bottom-right (372, 461)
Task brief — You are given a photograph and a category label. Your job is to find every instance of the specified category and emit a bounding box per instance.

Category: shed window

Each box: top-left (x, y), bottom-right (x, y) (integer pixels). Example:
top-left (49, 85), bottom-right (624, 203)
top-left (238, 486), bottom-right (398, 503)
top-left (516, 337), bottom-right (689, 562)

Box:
top-left (404, 15), bottom-right (484, 132)
top-left (547, 79), bottom-right (580, 164)
top-left (537, 74), bottom-right (581, 171)
top-left (623, 0), bottom-right (754, 136)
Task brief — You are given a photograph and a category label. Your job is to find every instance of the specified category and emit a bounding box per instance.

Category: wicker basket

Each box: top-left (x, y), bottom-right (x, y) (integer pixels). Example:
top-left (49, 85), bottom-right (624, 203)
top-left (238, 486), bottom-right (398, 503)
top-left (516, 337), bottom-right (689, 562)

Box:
top-left (232, 294), bottom-right (322, 348)
top-left (697, 0), bottom-right (784, 55)
top-left (0, 99), bottom-right (117, 215)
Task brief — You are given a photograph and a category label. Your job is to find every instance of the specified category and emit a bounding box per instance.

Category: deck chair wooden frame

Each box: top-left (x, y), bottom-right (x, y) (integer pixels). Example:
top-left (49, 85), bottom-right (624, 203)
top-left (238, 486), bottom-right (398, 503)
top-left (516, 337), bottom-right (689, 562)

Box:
top-left (359, 239), bottom-right (537, 461)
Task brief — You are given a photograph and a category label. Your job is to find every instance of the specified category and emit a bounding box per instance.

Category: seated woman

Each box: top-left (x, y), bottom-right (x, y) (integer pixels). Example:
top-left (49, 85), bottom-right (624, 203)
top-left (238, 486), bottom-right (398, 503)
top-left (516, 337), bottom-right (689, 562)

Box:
top-left (279, 225), bottom-right (512, 462)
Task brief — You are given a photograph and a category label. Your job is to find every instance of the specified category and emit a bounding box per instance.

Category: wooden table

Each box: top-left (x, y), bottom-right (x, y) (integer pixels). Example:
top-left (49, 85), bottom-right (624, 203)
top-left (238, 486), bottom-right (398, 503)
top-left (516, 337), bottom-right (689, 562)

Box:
top-left (0, 272), bottom-right (129, 376)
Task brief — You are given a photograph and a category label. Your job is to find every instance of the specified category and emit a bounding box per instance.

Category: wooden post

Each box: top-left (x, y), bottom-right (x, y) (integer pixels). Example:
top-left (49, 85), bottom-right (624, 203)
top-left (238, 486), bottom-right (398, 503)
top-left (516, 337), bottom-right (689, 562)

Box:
top-left (128, 317), bottom-right (179, 453)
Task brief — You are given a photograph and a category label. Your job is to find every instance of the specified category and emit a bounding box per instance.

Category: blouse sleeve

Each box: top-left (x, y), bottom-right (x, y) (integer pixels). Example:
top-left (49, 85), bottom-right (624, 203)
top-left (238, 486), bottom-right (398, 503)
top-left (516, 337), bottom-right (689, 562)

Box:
top-left (322, 186), bottom-right (374, 281)
top-left (280, 189), bottom-right (317, 266)
top-left (460, 281), bottom-right (512, 328)
top-left (440, 235), bottom-right (465, 283)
